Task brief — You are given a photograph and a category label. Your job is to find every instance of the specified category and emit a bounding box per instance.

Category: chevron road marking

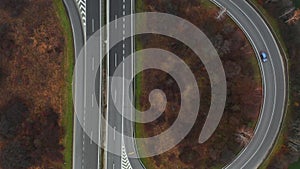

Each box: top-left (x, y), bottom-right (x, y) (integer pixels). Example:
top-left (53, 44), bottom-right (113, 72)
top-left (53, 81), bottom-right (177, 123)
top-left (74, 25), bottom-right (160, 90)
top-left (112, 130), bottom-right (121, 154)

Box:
top-left (75, 0), bottom-right (87, 26)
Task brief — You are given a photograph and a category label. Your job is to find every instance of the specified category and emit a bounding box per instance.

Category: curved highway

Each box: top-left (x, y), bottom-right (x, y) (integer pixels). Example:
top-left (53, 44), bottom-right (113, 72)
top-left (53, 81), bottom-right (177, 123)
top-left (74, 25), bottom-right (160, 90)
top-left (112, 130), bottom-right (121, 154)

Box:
top-left (65, 0), bottom-right (287, 168)
top-left (211, 0), bottom-right (286, 168)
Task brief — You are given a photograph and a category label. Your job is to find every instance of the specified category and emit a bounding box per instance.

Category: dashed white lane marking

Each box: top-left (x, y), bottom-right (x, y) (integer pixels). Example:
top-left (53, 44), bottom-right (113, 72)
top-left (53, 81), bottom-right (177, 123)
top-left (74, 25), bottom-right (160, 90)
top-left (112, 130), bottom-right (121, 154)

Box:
top-left (92, 18), bottom-right (95, 32)
top-left (114, 126), bottom-right (116, 140)
top-left (123, 11), bottom-right (125, 16)
top-left (115, 53), bottom-right (118, 67)
top-left (92, 94), bottom-right (94, 107)
top-left (113, 163), bottom-right (115, 169)
top-left (115, 15), bottom-right (118, 28)
top-left (90, 131), bottom-right (93, 144)
top-left (92, 57), bottom-right (94, 71)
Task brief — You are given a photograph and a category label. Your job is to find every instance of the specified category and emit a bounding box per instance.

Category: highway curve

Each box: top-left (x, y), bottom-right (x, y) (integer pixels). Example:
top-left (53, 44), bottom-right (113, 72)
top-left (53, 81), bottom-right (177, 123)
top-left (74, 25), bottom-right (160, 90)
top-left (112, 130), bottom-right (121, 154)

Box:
top-left (211, 0), bottom-right (287, 168)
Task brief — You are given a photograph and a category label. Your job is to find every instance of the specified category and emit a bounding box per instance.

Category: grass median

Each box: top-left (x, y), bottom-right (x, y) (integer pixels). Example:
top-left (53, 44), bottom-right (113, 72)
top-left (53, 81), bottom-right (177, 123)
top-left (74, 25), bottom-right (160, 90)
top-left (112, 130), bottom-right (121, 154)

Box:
top-left (53, 0), bottom-right (75, 169)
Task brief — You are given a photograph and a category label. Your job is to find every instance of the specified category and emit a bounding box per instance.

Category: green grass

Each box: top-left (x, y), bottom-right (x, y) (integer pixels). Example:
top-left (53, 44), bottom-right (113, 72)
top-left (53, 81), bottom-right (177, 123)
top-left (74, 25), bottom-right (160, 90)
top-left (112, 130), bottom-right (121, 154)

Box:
top-left (198, 0), bottom-right (215, 9)
top-left (289, 160), bottom-right (300, 169)
top-left (52, 1), bottom-right (75, 169)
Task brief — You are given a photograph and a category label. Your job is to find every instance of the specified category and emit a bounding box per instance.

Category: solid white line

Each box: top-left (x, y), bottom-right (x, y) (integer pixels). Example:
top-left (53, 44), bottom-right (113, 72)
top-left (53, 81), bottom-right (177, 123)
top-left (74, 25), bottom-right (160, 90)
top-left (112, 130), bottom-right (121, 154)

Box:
top-left (115, 15), bottom-right (118, 29)
top-left (105, 0), bottom-right (110, 168)
top-left (227, 1), bottom-right (279, 168)
top-left (115, 53), bottom-right (118, 67)
top-left (121, 61), bottom-right (125, 136)
top-left (92, 18), bottom-right (95, 32)
top-left (210, 1), bottom-right (282, 168)
top-left (98, 0), bottom-right (102, 169)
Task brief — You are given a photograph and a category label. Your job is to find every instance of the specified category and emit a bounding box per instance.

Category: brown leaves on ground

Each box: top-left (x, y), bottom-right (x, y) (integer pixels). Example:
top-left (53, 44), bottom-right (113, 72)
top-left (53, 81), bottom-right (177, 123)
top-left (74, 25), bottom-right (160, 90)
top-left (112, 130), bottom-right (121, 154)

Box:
top-left (0, 0), bottom-right (66, 168)
top-left (136, 1), bottom-right (262, 169)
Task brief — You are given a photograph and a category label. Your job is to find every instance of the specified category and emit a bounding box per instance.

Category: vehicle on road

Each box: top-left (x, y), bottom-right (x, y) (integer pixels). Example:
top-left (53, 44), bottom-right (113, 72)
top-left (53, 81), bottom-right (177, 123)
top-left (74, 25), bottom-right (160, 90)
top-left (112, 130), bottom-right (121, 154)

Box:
top-left (260, 51), bottom-right (268, 62)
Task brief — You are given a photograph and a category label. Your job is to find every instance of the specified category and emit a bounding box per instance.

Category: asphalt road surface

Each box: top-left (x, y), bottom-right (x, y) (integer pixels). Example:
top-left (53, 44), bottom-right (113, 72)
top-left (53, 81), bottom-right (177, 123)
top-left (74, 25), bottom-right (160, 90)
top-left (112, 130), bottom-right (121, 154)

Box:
top-left (66, 0), bottom-right (286, 168)
top-left (211, 0), bottom-right (286, 168)
top-left (66, 0), bottom-right (102, 168)
top-left (105, 0), bottom-right (134, 168)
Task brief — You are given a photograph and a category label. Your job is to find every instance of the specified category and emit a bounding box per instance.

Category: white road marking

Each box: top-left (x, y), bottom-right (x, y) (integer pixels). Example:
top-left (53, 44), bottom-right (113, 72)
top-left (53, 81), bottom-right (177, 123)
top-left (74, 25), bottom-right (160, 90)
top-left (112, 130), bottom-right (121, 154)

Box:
top-left (113, 163), bottom-right (115, 169)
top-left (90, 131), bottom-right (93, 144)
top-left (92, 18), bottom-right (95, 32)
top-left (92, 94), bottom-right (94, 107)
top-left (115, 15), bottom-right (118, 28)
top-left (115, 53), bottom-right (118, 67)
top-left (114, 126), bottom-right (116, 140)
top-left (114, 90), bottom-right (117, 101)
top-left (123, 4), bottom-right (125, 9)
top-left (123, 11), bottom-right (125, 16)
top-left (92, 57), bottom-right (94, 71)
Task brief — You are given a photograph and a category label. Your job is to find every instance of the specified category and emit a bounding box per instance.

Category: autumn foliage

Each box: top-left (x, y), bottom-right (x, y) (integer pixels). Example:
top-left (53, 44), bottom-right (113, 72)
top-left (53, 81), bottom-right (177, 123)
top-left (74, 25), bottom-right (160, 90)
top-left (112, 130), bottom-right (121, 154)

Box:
top-left (135, 0), bottom-right (262, 168)
top-left (0, 0), bottom-right (66, 168)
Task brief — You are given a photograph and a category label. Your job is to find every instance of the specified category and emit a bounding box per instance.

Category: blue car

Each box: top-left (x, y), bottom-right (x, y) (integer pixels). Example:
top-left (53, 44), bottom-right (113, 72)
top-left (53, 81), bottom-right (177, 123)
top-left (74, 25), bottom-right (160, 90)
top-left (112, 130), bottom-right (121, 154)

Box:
top-left (260, 51), bottom-right (268, 62)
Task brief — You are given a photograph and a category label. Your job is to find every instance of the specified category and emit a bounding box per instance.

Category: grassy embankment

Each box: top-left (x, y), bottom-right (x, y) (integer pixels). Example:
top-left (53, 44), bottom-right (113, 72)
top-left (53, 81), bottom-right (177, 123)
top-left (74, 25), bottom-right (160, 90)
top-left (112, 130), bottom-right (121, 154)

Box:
top-left (53, 0), bottom-right (75, 169)
top-left (246, 1), bottom-right (290, 169)
top-left (133, 0), bottom-right (154, 167)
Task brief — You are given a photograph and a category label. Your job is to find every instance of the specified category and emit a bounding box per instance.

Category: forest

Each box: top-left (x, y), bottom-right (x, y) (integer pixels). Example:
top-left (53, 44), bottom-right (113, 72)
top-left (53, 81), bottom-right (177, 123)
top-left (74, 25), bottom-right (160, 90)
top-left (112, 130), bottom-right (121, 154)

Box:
top-left (135, 0), bottom-right (262, 168)
top-left (0, 0), bottom-right (67, 168)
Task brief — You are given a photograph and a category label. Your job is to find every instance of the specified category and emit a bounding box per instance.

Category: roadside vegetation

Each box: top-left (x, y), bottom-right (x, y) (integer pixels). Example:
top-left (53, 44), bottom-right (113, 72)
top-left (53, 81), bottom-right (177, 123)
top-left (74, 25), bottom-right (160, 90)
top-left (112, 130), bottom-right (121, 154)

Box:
top-left (135, 0), bottom-right (262, 168)
top-left (0, 0), bottom-right (74, 168)
top-left (247, 1), bottom-right (300, 169)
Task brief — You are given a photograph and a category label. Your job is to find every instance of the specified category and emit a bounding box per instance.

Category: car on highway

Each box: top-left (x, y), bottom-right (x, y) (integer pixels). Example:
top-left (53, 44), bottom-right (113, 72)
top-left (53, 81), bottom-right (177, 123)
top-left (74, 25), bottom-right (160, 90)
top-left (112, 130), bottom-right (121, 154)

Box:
top-left (260, 51), bottom-right (268, 62)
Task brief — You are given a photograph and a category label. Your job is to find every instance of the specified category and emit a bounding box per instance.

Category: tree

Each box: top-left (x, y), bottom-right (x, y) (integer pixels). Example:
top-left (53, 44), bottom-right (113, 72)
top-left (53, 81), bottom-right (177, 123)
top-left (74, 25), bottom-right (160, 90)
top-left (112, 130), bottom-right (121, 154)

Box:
top-left (0, 140), bottom-right (34, 169)
top-left (0, 101), bottom-right (28, 139)
top-left (286, 9), bottom-right (300, 24)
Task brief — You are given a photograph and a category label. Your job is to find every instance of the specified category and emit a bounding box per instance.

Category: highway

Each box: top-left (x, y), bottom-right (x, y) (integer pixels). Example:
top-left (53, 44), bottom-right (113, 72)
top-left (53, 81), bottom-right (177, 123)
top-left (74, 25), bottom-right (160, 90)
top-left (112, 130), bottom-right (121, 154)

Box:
top-left (66, 0), bottom-right (102, 169)
top-left (210, 0), bottom-right (286, 168)
top-left (105, 0), bottom-right (134, 168)
top-left (66, 0), bottom-right (287, 168)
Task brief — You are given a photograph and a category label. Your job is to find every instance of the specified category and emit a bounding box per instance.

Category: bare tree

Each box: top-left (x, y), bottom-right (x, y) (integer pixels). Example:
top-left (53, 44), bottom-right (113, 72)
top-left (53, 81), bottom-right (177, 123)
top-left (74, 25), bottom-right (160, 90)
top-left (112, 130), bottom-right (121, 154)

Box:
top-left (235, 126), bottom-right (253, 146)
top-left (286, 9), bottom-right (300, 24)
